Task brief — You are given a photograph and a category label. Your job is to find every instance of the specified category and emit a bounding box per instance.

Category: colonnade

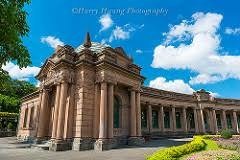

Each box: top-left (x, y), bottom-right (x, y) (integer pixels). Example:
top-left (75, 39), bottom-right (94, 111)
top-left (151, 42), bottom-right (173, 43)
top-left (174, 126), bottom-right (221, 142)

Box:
top-left (36, 81), bottom-right (74, 141)
top-left (143, 104), bottom-right (240, 134)
top-left (96, 82), bottom-right (142, 141)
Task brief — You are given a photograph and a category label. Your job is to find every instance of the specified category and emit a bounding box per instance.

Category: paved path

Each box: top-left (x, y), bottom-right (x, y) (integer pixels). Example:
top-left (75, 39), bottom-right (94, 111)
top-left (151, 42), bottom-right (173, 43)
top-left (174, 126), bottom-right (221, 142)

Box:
top-left (0, 137), bottom-right (192, 160)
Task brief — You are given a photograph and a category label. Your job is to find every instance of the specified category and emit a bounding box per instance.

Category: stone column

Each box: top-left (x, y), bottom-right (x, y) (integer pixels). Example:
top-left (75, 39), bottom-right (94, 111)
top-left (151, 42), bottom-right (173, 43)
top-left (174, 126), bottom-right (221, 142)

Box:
top-left (63, 84), bottom-right (75, 139)
top-left (37, 89), bottom-right (49, 138)
top-left (212, 109), bottom-right (218, 133)
top-left (171, 107), bottom-right (176, 132)
top-left (56, 82), bottom-right (68, 140)
top-left (51, 84), bottom-right (61, 139)
top-left (160, 106), bottom-right (164, 132)
top-left (136, 91), bottom-right (142, 136)
top-left (222, 110), bottom-right (227, 129)
top-left (34, 92), bottom-right (43, 135)
top-left (130, 90), bottom-right (137, 137)
top-left (199, 108), bottom-right (205, 133)
top-left (206, 109), bottom-right (213, 133)
top-left (93, 84), bottom-right (100, 138)
top-left (182, 107), bottom-right (187, 133)
top-left (193, 108), bottom-right (199, 133)
top-left (233, 111), bottom-right (239, 133)
top-left (99, 82), bottom-right (107, 139)
top-left (147, 104), bottom-right (152, 133)
top-left (107, 83), bottom-right (114, 139)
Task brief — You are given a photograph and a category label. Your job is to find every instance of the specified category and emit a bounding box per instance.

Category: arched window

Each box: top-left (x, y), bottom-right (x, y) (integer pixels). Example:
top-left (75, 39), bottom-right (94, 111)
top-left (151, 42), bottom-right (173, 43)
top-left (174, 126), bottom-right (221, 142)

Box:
top-left (114, 96), bottom-right (121, 128)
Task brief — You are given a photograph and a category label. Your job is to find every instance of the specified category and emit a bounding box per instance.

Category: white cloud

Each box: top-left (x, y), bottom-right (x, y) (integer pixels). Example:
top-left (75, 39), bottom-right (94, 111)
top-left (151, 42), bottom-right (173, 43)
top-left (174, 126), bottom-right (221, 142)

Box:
top-left (109, 25), bottom-right (135, 42)
top-left (99, 14), bottom-right (113, 32)
top-left (149, 76), bottom-right (219, 97)
top-left (41, 36), bottom-right (64, 49)
top-left (152, 12), bottom-right (240, 85)
top-left (149, 77), bottom-right (195, 94)
top-left (136, 49), bottom-right (143, 53)
top-left (225, 27), bottom-right (240, 35)
top-left (2, 62), bottom-right (40, 81)
top-left (189, 74), bottom-right (226, 85)
top-left (209, 92), bottom-right (219, 97)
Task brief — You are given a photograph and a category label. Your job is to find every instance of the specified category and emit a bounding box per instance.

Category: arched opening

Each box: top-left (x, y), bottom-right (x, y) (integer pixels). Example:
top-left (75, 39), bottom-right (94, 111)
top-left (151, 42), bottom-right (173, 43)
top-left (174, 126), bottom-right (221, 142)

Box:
top-left (114, 96), bottom-right (121, 128)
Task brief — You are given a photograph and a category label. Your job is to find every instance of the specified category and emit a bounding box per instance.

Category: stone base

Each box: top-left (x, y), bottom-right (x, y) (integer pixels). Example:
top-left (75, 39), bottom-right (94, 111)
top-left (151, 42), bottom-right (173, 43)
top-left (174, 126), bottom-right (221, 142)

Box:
top-left (128, 137), bottom-right (145, 146)
top-left (72, 138), bottom-right (94, 151)
top-left (94, 138), bottom-right (117, 151)
top-left (49, 139), bottom-right (72, 151)
top-left (34, 137), bottom-right (49, 144)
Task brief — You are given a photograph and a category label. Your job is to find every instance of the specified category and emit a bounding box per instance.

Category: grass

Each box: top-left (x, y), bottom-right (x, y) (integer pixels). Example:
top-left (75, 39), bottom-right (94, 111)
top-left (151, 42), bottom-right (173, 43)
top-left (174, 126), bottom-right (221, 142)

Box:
top-left (179, 137), bottom-right (219, 160)
top-left (204, 138), bottom-right (219, 150)
top-left (146, 136), bottom-right (206, 160)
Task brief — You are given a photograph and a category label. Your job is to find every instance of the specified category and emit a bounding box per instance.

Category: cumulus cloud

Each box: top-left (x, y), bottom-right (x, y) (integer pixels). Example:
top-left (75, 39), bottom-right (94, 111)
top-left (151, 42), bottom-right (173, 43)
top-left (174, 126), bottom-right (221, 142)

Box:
top-left (99, 14), bottom-right (113, 32)
top-left (109, 24), bottom-right (136, 42)
top-left (41, 36), bottom-right (64, 49)
top-left (152, 12), bottom-right (240, 85)
top-left (2, 62), bottom-right (40, 81)
top-left (189, 74), bottom-right (226, 85)
top-left (149, 76), bottom-right (219, 97)
top-left (149, 77), bottom-right (195, 94)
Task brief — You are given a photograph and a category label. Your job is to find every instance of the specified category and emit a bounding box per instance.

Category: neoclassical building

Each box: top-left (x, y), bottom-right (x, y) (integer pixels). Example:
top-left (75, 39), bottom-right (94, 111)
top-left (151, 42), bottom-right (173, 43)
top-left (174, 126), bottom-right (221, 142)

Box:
top-left (18, 33), bottom-right (240, 151)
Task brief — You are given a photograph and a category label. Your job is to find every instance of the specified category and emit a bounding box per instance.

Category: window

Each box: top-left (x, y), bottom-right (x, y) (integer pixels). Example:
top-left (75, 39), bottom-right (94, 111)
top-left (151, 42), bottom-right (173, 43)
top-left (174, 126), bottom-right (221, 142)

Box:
top-left (216, 114), bottom-right (222, 129)
top-left (152, 110), bottom-right (159, 128)
top-left (141, 109), bottom-right (147, 128)
top-left (176, 112), bottom-right (181, 129)
top-left (29, 107), bottom-right (34, 128)
top-left (226, 114), bottom-right (232, 129)
top-left (114, 96), bottom-right (120, 128)
top-left (164, 111), bottom-right (170, 128)
top-left (204, 112), bottom-right (209, 131)
top-left (23, 108), bottom-right (28, 128)
top-left (189, 112), bottom-right (195, 129)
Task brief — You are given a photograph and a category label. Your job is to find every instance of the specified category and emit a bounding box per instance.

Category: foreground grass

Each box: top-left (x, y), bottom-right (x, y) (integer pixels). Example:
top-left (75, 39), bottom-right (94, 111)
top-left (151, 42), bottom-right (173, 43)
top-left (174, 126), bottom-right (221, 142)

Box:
top-left (179, 138), bottom-right (219, 160)
top-left (146, 136), bottom-right (236, 160)
top-left (146, 136), bottom-right (206, 160)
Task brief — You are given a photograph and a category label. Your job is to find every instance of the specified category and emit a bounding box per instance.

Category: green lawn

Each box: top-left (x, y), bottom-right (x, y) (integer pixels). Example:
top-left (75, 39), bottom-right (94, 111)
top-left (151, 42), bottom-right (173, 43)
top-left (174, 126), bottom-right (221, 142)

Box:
top-left (179, 137), bottom-right (219, 160)
top-left (146, 135), bottom-right (239, 160)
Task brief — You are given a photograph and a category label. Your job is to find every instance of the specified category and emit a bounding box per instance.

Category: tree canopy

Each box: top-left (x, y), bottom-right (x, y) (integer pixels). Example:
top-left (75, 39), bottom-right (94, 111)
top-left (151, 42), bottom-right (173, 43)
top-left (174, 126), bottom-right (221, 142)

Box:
top-left (0, 71), bottom-right (37, 113)
top-left (0, 0), bottom-right (31, 68)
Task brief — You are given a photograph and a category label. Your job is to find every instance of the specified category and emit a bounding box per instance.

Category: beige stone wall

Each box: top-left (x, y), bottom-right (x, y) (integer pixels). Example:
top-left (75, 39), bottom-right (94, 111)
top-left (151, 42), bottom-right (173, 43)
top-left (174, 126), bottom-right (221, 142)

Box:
top-left (18, 95), bottom-right (39, 139)
top-left (73, 65), bottom-right (96, 138)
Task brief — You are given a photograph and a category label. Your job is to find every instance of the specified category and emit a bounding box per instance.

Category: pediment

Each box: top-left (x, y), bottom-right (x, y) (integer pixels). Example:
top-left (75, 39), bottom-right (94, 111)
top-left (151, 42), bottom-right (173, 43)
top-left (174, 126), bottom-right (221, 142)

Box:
top-left (36, 59), bottom-right (55, 80)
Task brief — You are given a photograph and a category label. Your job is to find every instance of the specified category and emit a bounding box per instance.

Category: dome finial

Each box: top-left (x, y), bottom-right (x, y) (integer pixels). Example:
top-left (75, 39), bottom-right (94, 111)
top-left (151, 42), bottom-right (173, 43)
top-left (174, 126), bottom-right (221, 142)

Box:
top-left (83, 32), bottom-right (92, 48)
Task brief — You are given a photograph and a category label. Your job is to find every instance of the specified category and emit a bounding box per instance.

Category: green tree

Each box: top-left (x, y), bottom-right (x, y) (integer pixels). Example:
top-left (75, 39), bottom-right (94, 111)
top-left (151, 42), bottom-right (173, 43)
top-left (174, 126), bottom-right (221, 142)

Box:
top-left (0, 0), bottom-right (31, 69)
top-left (0, 70), bottom-right (36, 113)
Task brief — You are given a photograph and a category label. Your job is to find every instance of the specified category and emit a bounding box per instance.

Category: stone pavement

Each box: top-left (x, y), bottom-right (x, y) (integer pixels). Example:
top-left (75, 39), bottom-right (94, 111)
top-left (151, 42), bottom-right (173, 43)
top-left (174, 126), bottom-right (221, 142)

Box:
top-left (0, 137), bottom-right (192, 160)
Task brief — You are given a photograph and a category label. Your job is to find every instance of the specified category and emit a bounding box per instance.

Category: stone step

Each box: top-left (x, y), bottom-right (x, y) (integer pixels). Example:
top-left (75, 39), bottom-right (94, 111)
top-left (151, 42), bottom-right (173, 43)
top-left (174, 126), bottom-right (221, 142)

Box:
top-left (31, 141), bottom-right (51, 150)
top-left (150, 134), bottom-right (194, 140)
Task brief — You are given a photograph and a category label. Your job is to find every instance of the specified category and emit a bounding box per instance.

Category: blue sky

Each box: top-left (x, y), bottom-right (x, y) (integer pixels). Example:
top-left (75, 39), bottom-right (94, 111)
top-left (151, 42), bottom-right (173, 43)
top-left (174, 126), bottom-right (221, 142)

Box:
top-left (3, 0), bottom-right (240, 99)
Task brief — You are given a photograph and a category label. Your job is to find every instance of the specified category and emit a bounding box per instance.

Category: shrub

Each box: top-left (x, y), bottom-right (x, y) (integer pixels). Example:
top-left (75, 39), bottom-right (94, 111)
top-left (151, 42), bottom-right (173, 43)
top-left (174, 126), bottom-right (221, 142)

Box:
top-left (220, 129), bottom-right (233, 139)
top-left (146, 136), bottom-right (206, 160)
top-left (7, 122), bottom-right (14, 130)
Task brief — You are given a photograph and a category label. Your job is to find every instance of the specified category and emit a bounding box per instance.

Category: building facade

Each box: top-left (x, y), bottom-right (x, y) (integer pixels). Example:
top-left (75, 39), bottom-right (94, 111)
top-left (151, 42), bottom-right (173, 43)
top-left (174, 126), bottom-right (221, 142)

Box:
top-left (17, 33), bottom-right (240, 151)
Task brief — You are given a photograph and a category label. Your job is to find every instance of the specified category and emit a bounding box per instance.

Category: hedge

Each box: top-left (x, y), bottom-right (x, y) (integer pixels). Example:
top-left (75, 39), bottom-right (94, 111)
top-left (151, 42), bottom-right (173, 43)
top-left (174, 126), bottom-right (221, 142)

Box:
top-left (0, 112), bottom-right (19, 118)
top-left (146, 136), bottom-right (206, 160)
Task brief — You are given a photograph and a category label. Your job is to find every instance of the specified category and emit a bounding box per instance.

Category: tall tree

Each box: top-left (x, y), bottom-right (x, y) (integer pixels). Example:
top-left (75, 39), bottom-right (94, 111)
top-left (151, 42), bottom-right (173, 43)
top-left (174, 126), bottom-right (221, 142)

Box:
top-left (0, 0), bottom-right (31, 69)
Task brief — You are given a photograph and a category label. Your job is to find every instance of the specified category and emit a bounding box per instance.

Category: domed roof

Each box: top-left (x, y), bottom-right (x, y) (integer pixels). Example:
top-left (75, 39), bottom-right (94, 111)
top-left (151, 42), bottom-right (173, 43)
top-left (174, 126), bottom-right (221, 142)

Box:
top-left (75, 42), bottom-right (110, 54)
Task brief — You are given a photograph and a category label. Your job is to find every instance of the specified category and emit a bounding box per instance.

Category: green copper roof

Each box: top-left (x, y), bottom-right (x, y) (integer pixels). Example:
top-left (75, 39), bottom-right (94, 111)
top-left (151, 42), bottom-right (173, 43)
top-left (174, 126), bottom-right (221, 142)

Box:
top-left (75, 42), bottom-right (110, 54)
